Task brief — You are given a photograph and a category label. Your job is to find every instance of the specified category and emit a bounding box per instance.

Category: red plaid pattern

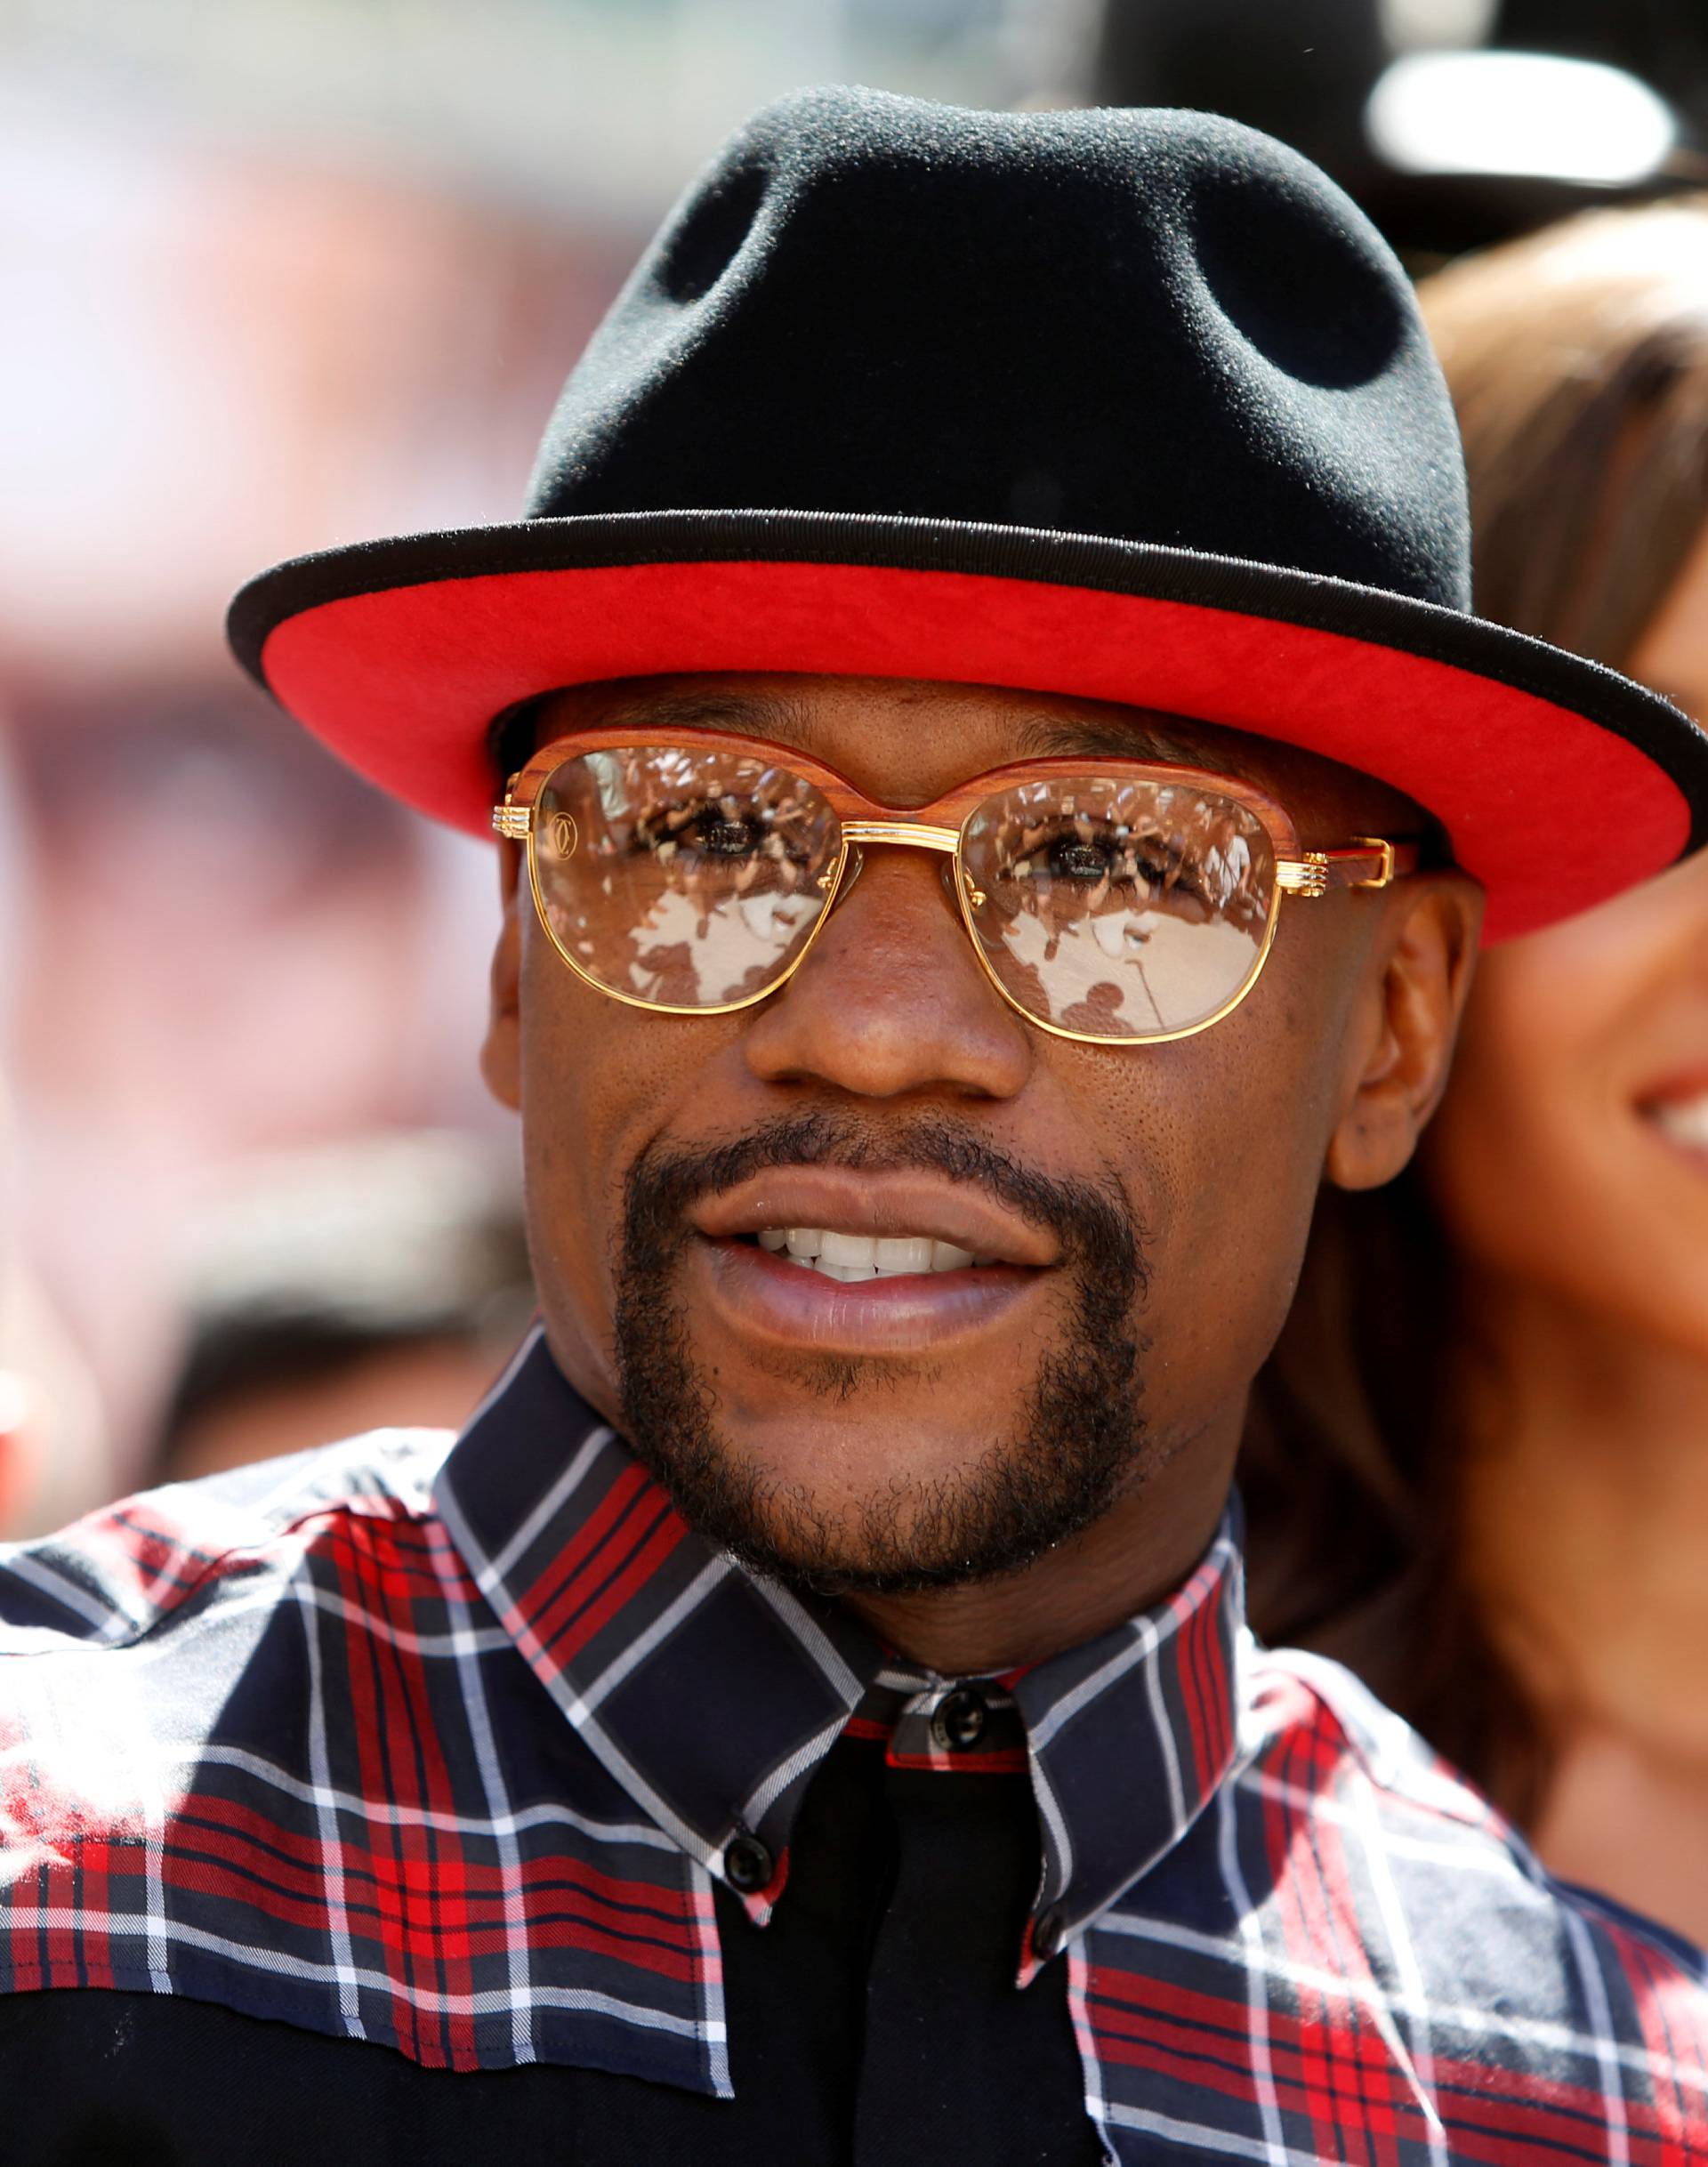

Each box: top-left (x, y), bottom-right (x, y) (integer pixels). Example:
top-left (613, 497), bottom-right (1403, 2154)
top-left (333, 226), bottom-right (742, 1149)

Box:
top-left (4, 1327), bottom-right (1706, 2160)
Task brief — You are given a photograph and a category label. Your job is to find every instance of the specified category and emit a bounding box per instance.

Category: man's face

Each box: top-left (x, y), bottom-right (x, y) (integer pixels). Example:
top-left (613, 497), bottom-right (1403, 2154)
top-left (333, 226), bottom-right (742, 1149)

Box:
top-left (488, 673), bottom-right (1438, 1599)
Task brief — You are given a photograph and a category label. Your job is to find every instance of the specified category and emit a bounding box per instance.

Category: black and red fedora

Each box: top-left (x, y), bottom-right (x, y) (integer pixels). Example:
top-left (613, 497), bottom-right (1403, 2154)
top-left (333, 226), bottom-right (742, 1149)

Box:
top-left (230, 85), bottom-right (1707, 939)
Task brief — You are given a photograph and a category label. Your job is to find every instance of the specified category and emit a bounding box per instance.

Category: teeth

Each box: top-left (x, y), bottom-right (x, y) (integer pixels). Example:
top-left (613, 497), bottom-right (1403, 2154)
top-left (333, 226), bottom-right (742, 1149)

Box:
top-left (756, 1229), bottom-right (988, 1281)
top-left (1653, 1094), bottom-right (1708, 1148)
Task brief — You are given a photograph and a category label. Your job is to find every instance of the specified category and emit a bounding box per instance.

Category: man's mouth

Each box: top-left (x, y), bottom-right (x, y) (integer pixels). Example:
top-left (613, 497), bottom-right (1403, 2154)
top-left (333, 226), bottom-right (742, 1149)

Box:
top-left (745, 1228), bottom-right (993, 1283)
top-left (691, 1166), bottom-right (1058, 1269)
top-left (682, 1164), bottom-right (1059, 1354)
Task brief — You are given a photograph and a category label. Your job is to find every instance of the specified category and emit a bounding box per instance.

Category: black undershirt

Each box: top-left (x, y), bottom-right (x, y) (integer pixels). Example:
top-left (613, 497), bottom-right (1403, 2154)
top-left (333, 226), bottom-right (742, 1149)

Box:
top-left (0, 1736), bottom-right (1103, 2166)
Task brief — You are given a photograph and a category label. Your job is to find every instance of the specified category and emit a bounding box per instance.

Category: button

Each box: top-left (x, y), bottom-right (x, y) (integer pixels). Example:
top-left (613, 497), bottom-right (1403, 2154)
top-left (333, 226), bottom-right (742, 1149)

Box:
top-left (723, 1832), bottom-right (773, 1894)
top-left (1033, 1906), bottom-right (1067, 1962)
top-left (931, 1686), bottom-right (988, 1752)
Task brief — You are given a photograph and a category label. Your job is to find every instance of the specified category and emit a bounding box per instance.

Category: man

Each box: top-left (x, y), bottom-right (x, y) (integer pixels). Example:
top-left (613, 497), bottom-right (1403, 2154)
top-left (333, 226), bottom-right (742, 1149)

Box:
top-left (4, 87), bottom-right (1707, 2164)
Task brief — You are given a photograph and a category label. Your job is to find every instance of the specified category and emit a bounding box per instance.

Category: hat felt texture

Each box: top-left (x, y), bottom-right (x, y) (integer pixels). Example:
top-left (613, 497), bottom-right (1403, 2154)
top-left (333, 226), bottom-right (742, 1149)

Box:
top-left (230, 85), bottom-right (1708, 939)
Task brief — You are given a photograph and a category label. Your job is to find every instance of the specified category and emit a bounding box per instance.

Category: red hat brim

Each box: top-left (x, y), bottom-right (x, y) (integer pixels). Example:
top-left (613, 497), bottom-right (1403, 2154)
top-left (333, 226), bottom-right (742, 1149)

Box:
top-left (230, 512), bottom-right (1707, 942)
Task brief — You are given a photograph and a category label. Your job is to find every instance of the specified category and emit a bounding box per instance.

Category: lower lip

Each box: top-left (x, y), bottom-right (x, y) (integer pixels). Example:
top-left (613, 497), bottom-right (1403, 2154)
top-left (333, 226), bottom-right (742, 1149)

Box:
top-left (694, 1237), bottom-right (1045, 1355)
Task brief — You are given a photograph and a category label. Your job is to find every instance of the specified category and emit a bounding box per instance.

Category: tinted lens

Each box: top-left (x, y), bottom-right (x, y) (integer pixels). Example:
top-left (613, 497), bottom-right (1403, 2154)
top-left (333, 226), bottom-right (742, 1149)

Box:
top-left (958, 777), bottom-right (1277, 1040)
top-left (530, 745), bottom-right (841, 1010)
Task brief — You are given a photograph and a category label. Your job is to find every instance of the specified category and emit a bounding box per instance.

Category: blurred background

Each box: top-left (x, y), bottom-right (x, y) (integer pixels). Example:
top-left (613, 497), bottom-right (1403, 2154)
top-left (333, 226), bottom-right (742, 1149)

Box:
top-left (4, 0), bottom-right (1706, 1527)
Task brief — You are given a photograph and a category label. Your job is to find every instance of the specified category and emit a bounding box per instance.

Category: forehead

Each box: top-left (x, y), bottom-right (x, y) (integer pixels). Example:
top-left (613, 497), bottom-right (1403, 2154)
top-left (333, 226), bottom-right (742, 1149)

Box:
top-left (526, 673), bottom-right (1416, 837)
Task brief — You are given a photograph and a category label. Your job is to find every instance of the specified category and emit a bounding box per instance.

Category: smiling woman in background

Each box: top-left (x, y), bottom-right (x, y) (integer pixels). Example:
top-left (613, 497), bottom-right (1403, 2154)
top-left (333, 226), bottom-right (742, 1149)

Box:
top-left (1245, 197), bottom-right (1708, 1945)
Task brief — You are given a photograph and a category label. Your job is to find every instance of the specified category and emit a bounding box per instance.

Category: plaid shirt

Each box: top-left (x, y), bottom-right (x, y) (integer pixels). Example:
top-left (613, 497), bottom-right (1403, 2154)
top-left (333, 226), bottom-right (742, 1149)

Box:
top-left (3, 1325), bottom-right (1706, 2163)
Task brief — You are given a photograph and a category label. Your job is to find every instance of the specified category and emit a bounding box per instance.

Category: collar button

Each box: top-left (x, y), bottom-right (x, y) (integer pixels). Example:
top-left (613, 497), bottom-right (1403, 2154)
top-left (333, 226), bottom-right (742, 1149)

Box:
top-left (1033, 1906), bottom-right (1067, 1962)
top-left (931, 1686), bottom-right (989, 1752)
top-left (724, 1832), bottom-right (773, 1894)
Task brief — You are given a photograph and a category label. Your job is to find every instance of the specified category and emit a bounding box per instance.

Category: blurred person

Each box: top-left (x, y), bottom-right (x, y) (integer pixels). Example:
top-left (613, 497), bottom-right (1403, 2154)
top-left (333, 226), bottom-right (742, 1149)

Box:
top-left (4, 89), bottom-right (1708, 2163)
top-left (0, 1274), bottom-right (105, 1539)
top-left (0, 737), bottom-right (114, 1535)
top-left (1245, 197), bottom-right (1708, 1945)
top-left (0, 1090), bottom-right (109, 1539)
top-left (0, 117), bottom-right (619, 1482)
top-left (153, 1132), bottom-right (533, 1482)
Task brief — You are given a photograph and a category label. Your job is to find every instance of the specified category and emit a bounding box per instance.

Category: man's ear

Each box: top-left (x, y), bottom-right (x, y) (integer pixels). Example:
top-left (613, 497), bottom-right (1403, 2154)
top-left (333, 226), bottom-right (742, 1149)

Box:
top-left (479, 842), bottom-right (523, 1113)
top-left (1325, 872), bottom-right (1484, 1192)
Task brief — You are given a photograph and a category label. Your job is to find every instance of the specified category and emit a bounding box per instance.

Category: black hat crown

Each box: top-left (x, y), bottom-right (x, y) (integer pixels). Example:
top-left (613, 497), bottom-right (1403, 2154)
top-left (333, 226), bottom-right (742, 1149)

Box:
top-left (230, 85), bottom-right (1705, 941)
top-left (528, 85), bottom-right (1468, 610)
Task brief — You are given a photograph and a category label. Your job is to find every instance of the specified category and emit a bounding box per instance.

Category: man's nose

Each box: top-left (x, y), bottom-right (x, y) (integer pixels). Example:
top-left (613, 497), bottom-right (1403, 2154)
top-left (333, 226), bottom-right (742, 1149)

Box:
top-left (740, 849), bottom-right (1034, 1102)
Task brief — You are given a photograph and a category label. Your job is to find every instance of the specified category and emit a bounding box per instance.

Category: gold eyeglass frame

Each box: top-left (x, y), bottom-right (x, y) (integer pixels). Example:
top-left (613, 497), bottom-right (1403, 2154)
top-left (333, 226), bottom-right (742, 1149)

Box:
top-left (492, 725), bottom-right (1418, 1048)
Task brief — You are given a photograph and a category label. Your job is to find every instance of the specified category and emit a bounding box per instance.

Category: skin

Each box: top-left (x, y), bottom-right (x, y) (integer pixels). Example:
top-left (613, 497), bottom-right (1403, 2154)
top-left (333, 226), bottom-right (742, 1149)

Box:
top-left (1424, 519), bottom-right (1708, 1940)
top-left (485, 672), bottom-right (1480, 1675)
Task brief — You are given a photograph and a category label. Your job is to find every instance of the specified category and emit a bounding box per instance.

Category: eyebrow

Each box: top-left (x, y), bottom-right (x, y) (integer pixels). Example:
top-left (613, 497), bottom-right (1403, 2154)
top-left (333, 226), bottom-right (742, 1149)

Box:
top-left (582, 687), bottom-right (816, 744)
top-left (569, 689), bottom-right (1242, 777)
top-left (1011, 713), bottom-right (1243, 776)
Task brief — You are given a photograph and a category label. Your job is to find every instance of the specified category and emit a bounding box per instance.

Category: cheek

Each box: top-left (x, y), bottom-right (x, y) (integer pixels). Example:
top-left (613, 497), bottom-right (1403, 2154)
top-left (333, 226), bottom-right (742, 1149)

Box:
top-left (1423, 908), bottom-right (1703, 1343)
top-left (1064, 968), bottom-right (1349, 1419)
top-left (514, 930), bottom-right (724, 1365)
top-left (1425, 921), bottom-right (1624, 1251)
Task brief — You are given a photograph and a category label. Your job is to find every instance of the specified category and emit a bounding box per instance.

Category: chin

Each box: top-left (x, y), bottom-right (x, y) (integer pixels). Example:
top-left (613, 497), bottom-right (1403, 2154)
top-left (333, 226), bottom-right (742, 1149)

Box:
top-left (690, 1470), bottom-right (1092, 1600)
top-left (619, 1387), bottom-right (1144, 1604)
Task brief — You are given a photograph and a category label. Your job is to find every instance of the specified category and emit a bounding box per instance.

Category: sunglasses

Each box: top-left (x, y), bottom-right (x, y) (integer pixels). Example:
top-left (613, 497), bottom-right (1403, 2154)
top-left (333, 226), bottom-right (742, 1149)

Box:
top-left (493, 727), bottom-right (1419, 1047)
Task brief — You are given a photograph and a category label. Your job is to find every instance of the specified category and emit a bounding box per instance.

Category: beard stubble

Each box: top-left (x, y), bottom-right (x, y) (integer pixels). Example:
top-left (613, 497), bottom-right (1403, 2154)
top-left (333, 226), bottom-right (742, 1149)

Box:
top-left (610, 1110), bottom-right (1151, 1598)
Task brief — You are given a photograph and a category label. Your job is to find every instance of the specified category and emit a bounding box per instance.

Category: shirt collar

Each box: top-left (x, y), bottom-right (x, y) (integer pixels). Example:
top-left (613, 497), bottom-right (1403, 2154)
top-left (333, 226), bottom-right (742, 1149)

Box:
top-left (437, 1328), bottom-right (1244, 1960)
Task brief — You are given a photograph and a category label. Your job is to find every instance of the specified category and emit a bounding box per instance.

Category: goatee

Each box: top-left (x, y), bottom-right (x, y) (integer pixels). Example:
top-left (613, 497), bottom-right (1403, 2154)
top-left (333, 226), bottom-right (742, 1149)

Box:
top-left (612, 1111), bottom-right (1148, 1597)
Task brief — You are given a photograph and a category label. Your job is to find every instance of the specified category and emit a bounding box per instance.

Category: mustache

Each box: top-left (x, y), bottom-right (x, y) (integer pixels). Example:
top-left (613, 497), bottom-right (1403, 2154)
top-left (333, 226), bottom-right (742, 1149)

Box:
top-left (621, 1108), bottom-right (1148, 1285)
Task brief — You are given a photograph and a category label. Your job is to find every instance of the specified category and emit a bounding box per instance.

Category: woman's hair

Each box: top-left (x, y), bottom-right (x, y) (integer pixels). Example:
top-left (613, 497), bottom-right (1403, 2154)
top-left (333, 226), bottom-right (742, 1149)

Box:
top-left (1242, 198), bottom-right (1708, 1822)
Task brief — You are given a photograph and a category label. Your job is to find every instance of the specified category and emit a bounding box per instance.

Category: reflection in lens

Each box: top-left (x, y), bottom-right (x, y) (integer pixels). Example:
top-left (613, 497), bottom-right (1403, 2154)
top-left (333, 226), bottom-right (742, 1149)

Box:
top-left (531, 746), bottom-right (841, 1009)
top-left (960, 777), bottom-right (1276, 1039)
